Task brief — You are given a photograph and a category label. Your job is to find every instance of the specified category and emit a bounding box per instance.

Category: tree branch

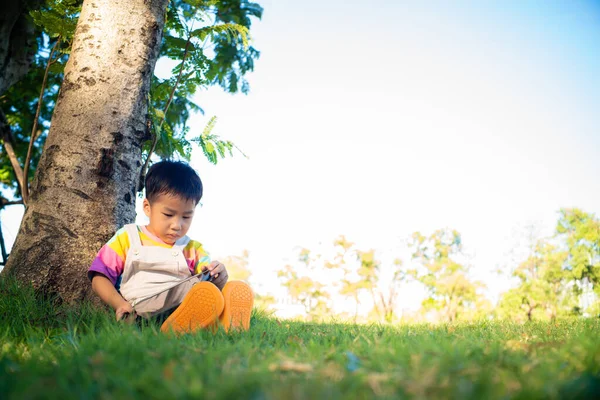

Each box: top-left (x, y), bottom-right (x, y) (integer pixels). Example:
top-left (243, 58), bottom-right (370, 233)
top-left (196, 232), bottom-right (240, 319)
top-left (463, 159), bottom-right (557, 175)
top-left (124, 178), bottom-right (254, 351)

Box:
top-left (138, 34), bottom-right (193, 192)
top-left (0, 197), bottom-right (23, 208)
top-left (22, 38), bottom-right (59, 205)
top-left (369, 287), bottom-right (381, 319)
top-left (0, 111), bottom-right (25, 195)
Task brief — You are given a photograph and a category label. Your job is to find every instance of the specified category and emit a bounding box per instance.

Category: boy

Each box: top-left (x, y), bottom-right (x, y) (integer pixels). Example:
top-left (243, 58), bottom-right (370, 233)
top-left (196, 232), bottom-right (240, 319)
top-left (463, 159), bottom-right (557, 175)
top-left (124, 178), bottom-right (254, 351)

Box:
top-left (88, 160), bottom-right (254, 333)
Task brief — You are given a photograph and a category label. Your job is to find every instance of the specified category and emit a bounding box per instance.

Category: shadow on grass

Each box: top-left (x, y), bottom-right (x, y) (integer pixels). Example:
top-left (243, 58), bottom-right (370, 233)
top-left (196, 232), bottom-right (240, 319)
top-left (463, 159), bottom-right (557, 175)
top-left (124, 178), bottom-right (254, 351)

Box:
top-left (0, 275), bottom-right (115, 340)
top-left (0, 275), bottom-right (277, 342)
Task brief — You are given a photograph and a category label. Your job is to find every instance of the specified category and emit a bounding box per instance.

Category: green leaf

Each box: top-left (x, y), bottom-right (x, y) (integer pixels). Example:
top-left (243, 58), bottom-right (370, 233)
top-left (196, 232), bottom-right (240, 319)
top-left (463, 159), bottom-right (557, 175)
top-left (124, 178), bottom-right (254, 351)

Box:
top-left (164, 35), bottom-right (194, 51)
top-left (0, 167), bottom-right (12, 181)
top-left (154, 108), bottom-right (166, 119)
top-left (205, 141), bottom-right (215, 154)
top-left (202, 116), bottom-right (217, 138)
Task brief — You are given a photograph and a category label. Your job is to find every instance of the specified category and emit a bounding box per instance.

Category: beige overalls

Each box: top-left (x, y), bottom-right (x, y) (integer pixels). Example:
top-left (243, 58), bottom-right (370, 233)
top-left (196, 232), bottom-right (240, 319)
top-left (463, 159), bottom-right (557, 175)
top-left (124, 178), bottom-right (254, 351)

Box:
top-left (119, 224), bottom-right (202, 318)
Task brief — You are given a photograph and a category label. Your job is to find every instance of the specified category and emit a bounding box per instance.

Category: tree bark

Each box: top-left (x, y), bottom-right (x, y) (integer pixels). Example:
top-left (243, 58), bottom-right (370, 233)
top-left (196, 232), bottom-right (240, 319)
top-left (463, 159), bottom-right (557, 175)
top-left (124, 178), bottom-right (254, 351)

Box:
top-left (2, 0), bottom-right (169, 303)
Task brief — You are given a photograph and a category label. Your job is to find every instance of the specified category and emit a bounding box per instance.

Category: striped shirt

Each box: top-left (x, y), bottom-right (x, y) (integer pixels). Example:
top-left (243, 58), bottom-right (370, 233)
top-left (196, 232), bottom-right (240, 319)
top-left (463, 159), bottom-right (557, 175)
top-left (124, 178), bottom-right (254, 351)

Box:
top-left (88, 225), bottom-right (211, 288)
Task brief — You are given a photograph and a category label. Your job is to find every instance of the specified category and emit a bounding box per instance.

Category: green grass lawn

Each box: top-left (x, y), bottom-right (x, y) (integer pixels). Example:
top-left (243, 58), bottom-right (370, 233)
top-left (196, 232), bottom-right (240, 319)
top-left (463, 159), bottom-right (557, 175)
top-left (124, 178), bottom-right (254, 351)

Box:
top-left (1, 278), bottom-right (599, 399)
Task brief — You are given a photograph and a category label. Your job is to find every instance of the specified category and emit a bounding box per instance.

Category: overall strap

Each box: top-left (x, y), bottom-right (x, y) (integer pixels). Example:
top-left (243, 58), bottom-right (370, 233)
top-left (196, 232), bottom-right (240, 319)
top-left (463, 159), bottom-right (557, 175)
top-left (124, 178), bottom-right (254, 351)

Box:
top-left (120, 224), bottom-right (142, 291)
top-left (124, 224), bottom-right (142, 250)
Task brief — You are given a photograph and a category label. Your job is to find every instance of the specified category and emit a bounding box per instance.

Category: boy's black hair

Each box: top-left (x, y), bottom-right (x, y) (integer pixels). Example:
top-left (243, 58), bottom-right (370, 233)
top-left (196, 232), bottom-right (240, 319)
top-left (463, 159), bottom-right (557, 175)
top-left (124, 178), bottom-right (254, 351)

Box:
top-left (145, 160), bottom-right (203, 204)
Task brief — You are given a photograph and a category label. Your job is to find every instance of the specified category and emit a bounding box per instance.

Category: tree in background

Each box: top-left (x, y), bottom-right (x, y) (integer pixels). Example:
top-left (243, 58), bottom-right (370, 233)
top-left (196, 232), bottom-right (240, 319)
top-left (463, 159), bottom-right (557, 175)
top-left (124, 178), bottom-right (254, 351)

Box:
top-left (1, 0), bottom-right (263, 302)
top-left (221, 249), bottom-right (275, 311)
top-left (324, 235), bottom-right (366, 321)
top-left (221, 249), bottom-right (251, 281)
top-left (210, 249), bottom-right (276, 312)
top-left (273, 211), bottom-right (598, 323)
top-left (497, 239), bottom-right (574, 321)
top-left (254, 292), bottom-right (276, 312)
top-left (354, 249), bottom-right (408, 323)
top-left (277, 247), bottom-right (331, 321)
top-left (556, 208), bottom-right (600, 303)
top-left (409, 229), bottom-right (484, 323)
top-left (279, 237), bottom-right (409, 323)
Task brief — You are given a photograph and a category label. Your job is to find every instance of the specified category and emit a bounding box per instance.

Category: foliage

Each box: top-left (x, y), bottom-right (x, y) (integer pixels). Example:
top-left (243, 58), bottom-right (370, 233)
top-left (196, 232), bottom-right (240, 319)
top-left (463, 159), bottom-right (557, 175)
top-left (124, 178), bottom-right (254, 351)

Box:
top-left (0, 0), bottom-right (263, 201)
top-left (409, 229), bottom-right (485, 323)
top-left (274, 212), bottom-right (599, 324)
top-left (30, 0), bottom-right (80, 41)
top-left (556, 208), bottom-right (600, 292)
top-left (280, 236), bottom-right (410, 323)
top-left (2, 277), bottom-right (600, 399)
top-left (190, 116), bottom-right (245, 165)
top-left (327, 236), bottom-right (363, 320)
top-left (146, 0), bottom-right (261, 165)
top-left (277, 248), bottom-right (331, 320)
top-left (355, 249), bottom-right (407, 323)
top-left (220, 249), bottom-right (251, 281)
top-left (497, 239), bottom-right (575, 322)
top-left (0, 0), bottom-right (79, 197)
top-left (253, 292), bottom-right (275, 312)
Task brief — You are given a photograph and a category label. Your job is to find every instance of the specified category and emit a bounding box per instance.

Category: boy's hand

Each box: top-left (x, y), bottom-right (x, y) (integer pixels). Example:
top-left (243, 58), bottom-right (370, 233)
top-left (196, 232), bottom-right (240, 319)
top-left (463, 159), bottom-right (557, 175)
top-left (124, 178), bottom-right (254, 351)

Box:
top-left (115, 301), bottom-right (134, 321)
top-left (204, 260), bottom-right (228, 290)
top-left (91, 274), bottom-right (135, 321)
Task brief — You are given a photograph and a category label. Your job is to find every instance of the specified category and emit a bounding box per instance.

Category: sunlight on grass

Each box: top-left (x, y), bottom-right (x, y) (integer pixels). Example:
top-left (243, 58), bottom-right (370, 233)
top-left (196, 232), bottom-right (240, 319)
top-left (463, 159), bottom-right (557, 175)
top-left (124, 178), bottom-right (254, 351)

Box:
top-left (1, 277), bottom-right (599, 399)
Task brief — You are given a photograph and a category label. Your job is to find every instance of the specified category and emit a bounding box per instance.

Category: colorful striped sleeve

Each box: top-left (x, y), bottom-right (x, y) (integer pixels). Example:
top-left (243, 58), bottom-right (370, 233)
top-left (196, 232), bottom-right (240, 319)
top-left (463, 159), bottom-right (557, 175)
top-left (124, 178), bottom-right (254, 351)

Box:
top-left (183, 240), bottom-right (211, 275)
top-left (87, 227), bottom-right (130, 286)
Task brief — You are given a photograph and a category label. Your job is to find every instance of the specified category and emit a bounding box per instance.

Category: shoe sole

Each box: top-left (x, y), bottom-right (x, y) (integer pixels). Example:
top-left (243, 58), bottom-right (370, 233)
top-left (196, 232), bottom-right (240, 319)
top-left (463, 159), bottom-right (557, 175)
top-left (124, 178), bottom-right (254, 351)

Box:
top-left (220, 281), bottom-right (254, 333)
top-left (160, 282), bottom-right (224, 334)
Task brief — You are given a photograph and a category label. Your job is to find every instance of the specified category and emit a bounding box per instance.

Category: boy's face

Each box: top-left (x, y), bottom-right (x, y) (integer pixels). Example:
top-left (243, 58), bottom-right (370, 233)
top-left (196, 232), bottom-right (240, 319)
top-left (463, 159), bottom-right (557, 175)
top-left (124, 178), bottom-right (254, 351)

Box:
top-left (143, 193), bottom-right (197, 245)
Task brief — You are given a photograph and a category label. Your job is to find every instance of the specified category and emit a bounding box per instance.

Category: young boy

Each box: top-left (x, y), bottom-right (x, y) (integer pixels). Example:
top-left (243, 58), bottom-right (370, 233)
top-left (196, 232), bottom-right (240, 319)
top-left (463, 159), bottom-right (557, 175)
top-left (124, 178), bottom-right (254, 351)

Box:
top-left (88, 160), bottom-right (253, 333)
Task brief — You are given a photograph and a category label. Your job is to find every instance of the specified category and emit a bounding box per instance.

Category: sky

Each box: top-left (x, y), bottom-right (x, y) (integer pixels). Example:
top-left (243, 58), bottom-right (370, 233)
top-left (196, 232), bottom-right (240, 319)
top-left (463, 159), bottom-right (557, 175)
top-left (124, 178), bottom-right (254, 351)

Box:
top-left (2, 0), bottom-right (600, 311)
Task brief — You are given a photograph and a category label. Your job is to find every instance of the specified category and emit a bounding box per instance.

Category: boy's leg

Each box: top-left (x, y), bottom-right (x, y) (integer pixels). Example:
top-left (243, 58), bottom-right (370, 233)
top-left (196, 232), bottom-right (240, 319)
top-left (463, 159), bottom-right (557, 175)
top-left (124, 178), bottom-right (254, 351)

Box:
top-left (149, 304), bottom-right (179, 326)
top-left (160, 281), bottom-right (224, 334)
top-left (132, 276), bottom-right (200, 319)
top-left (219, 281), bottom-right (254, 332)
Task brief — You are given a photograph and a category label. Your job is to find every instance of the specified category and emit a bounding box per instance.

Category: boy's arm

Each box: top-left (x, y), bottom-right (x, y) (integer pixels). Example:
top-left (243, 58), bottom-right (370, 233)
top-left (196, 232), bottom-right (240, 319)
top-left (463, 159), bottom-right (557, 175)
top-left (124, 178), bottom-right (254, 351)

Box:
top-left (91, 273), bottom-right (132, 320)
top-left (188, 241), bottom-right (228, 290)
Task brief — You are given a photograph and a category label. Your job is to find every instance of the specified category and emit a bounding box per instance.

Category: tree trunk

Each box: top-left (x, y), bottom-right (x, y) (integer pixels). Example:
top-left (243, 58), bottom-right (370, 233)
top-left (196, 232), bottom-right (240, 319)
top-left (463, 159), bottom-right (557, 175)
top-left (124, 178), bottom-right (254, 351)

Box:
top-left (2, 0), bottom-right (169, 303)
top-left (527, 306), bottom-right (533, 321)
top-left (369, 288), bottom-right (382, 320)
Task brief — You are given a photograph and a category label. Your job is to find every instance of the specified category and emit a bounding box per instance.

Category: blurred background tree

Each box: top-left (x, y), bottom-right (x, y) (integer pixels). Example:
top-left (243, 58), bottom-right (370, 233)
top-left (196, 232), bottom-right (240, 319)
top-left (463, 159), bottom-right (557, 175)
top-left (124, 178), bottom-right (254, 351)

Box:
top-left (408, 229), bottom-right (485, 323)
top-left (277, 247), bottom-right (331, 321)
top-left (556, 208), bottom-right (600, 298)
top-left (271, 211), bottom-right (599, 324)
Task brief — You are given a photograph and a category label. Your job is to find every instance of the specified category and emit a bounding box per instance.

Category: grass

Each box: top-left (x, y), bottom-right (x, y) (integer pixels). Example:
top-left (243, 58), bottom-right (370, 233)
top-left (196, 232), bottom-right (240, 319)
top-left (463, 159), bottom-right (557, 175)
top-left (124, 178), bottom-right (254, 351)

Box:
top-left (1, 278), bottom-right (600, 399)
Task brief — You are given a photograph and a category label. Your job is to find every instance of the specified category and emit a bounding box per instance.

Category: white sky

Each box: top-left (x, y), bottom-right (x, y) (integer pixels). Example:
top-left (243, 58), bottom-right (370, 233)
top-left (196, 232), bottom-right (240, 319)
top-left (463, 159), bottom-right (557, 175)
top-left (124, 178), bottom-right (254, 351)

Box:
top-left (2, 0), bottom-right (600, 310)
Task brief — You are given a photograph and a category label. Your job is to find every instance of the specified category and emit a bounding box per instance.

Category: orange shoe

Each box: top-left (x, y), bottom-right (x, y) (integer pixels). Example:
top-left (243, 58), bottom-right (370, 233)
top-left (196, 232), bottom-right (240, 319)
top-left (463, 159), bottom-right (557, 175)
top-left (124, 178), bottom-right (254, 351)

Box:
top-left (160, 282), bottom-right (224, 334)
top-left (219, 281), bottom-right (254, 333)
